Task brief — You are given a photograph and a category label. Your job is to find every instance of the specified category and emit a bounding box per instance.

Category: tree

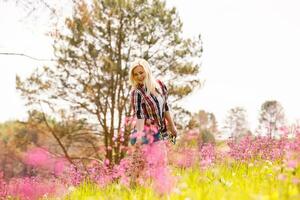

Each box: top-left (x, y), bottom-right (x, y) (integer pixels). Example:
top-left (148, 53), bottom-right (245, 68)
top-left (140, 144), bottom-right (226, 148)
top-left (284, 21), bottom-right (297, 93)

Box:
top-left (16, 0), bottom-right (203, 165)
top-left (257, 100), bottom-right (286, 138)
top-left (0, 113), bottom-right (101, 179)
top-left (223, 107), bottom-right (249, 140)
top-left (0, 121), bottom-right (36, 179)
top-left (188, 110), bottom-right (217, 131)
top-left (187, 110), bottom-right (217, 144)
top-left (25, 110), bottom-right (102, 165)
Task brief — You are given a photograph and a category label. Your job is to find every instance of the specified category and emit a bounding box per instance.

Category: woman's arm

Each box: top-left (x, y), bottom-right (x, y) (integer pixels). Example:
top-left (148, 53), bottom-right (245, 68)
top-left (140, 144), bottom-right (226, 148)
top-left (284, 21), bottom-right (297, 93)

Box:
top-left (158, 80), bottom-right (177, 137)
top-left (165, 111), bottom-right (177, 137)
top-left (135, 118), bottom-right (145, 133)
top-left (135, 118), bottom-right (145, 144)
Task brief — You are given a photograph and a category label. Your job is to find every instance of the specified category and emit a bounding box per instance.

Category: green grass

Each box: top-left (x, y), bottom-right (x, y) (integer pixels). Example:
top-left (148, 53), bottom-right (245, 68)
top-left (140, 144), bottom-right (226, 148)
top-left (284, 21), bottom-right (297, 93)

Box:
top-left (60, 161), bottom-right (300, 200)
top-left (63, 181), bottom-right (159, 200)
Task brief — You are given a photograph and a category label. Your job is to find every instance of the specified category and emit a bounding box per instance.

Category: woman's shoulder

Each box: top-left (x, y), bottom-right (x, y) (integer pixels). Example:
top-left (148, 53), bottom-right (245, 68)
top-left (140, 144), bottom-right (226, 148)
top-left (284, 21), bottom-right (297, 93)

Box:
top-left (130, 87), bottom-right (143, 96)
top-left (131, 88), bottom-right (138, 94)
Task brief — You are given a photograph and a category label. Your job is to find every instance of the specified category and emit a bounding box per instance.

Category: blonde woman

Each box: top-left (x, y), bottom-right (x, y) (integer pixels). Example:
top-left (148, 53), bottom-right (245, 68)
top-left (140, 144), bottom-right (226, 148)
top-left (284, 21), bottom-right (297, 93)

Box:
top-left (129, 58), bottom-right (177, 145)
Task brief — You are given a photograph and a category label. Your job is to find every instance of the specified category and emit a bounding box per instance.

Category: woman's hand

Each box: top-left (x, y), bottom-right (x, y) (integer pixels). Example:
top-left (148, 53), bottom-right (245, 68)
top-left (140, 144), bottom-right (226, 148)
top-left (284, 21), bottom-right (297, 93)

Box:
top-left (169, 125), bottom-right (178, 137)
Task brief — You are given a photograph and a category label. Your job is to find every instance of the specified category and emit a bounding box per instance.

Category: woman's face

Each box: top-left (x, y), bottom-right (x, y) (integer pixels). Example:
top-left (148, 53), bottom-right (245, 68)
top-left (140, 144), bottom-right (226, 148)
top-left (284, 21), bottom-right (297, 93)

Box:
top-left (132, 65), bottom-right (146, 84)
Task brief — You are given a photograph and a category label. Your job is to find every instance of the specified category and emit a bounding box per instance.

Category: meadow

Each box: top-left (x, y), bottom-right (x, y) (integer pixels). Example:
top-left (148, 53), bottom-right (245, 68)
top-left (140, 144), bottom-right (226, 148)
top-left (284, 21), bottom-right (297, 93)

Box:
top-left (1, 129), bottom-right (299, 200)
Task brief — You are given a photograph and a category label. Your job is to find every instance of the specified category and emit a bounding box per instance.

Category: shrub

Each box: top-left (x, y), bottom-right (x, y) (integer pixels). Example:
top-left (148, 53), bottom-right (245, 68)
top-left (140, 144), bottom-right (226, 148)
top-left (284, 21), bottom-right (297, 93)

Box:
top-left (200, 129), bottom-right (216, 144)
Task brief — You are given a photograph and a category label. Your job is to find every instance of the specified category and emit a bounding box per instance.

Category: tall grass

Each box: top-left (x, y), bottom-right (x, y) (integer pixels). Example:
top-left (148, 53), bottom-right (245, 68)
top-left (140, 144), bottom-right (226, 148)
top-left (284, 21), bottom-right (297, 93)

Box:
top-left (63, 160), bottom-right (299, 200)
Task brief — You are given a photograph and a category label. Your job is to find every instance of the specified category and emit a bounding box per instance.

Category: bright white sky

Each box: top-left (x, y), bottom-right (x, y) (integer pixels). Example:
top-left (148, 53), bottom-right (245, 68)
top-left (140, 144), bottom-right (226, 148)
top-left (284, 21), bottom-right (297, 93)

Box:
top-left (1, 0), bottom-right (300, 131)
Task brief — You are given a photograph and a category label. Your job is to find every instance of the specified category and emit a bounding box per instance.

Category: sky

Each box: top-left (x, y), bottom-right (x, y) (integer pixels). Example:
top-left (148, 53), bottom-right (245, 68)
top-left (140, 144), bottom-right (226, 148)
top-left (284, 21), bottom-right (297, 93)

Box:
top-left (1, 0), bottom-right (300, 131)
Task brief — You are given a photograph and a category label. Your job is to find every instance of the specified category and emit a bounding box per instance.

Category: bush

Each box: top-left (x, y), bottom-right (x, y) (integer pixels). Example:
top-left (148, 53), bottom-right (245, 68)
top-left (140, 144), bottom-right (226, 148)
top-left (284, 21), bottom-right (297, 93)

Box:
top-left (200, 129), bottom-right (215, 144)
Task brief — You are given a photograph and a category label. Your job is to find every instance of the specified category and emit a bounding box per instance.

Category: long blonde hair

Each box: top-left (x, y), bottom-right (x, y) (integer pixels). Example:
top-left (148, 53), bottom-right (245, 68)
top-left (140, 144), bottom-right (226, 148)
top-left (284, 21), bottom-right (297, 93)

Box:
top-left (129, 58), bottom-right (160, 95)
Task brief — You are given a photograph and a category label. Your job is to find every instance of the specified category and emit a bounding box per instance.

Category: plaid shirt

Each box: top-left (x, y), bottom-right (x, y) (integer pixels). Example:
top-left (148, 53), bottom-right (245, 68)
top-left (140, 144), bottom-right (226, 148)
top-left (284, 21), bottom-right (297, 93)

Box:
top-left (131, 80), bottom-right (169, 132)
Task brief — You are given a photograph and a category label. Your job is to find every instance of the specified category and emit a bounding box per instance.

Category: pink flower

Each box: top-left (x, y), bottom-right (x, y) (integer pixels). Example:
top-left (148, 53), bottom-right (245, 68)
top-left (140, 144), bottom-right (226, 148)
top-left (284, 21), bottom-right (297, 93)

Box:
top-left (286, 160), bottom-right (298, 169)
top-left (278, 174), bottom-right (286, 181)
top-left (292, 177), bottom-right (300, 184)
top-left (104, 159), bottom-right (110, 166)
top-left (130, 131), bottom-right (145, 140)
top-left (146, 134), bottom-right (154, 144)
top-left (150, 125), bottom-right (158, 133)
top-left (0, 171), bottom-right (7, 198)
top-left (279, 126), bottom-right (289, 135)
top-left (53, 158), bottom-right (68, 176)
top-left (24, 148), bottom-right (51, 168)
top-left (7, 177), bottom-right (61, 200)
top-left (136, 131), bottom-right (145, 140)
top-left (142, 141), bottom-right (175, 194)
top-left (144, 125), bottom-right (150, 132)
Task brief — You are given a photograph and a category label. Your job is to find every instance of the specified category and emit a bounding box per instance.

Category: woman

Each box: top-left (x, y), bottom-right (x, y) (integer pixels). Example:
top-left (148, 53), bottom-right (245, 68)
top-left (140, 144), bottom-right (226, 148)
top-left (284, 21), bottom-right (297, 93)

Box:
top-left (129, 58), bottom-right (177, 145)
top-left (128, 58), bottom-right (177, 193)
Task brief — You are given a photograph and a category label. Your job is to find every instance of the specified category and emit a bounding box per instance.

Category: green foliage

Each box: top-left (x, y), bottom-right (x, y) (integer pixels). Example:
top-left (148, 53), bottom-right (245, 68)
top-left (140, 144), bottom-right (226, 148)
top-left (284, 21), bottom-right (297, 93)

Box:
top-left (187, 110), bottom-right (218, 144)
top-left (188, 110), bottom-right (217, 132)
top-left (0, 121), bottom-right (30, 147)
top-left (200, 129), bottom-right (215, 144)
top-left (63, 181), bottom-right (159, 200)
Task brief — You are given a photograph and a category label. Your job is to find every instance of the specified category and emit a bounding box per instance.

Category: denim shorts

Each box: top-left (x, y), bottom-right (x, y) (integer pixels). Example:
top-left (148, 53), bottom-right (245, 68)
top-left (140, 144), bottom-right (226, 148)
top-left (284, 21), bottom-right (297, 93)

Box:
top-left (130, 130), bottom-right (169, 145)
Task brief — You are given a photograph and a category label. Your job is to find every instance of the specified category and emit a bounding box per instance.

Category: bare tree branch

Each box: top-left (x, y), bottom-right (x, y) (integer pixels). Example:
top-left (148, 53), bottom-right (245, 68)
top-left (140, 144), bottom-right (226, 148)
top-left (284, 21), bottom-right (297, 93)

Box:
top-left (0, 52), bottom-right (56, 62)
